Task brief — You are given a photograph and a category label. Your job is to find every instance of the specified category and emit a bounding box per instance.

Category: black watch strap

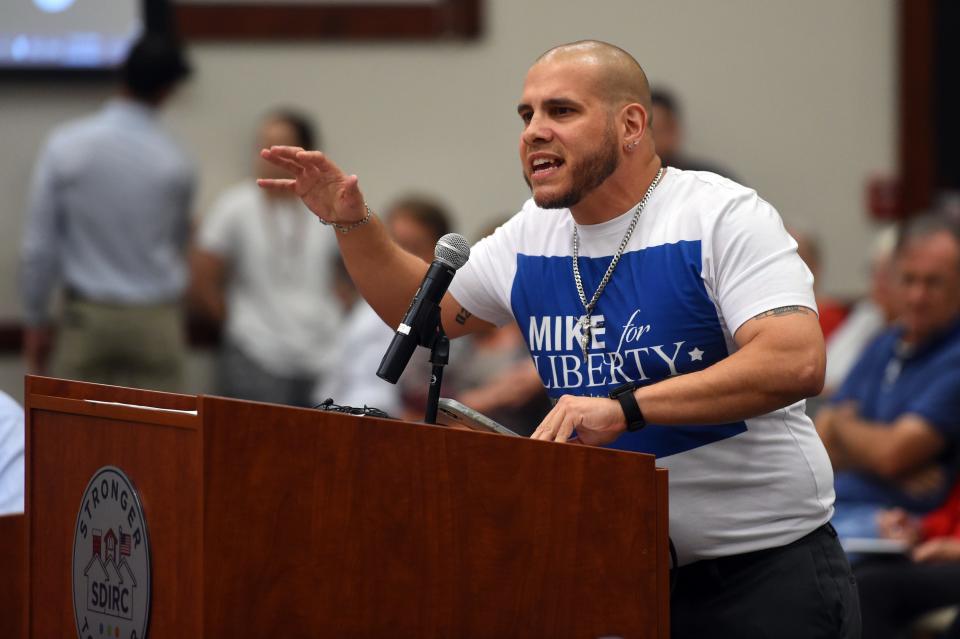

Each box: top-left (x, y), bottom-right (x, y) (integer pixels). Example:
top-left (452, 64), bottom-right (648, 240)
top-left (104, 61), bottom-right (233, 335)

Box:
top-left (609, 382), bottom-right (646, 432)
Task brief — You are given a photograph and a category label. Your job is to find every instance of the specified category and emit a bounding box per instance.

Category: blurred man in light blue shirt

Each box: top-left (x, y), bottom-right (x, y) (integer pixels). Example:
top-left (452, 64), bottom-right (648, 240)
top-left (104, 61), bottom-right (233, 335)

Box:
top-left (0, 392), bottom-right (24, 516)
top-left (20, 34), bottom-right (194, 391)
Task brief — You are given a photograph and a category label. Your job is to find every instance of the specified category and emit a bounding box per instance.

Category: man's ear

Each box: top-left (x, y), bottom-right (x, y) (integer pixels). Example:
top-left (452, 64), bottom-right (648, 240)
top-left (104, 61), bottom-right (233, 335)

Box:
top-left (621, 103), bottom-right (649, 148)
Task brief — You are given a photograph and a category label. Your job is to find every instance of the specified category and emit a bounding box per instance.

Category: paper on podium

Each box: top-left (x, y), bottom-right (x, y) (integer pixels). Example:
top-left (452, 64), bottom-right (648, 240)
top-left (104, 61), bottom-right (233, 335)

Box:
top-left (85, 399), bottom-right (198, 415)
top-left (840, 537), bottom-right (909, 554)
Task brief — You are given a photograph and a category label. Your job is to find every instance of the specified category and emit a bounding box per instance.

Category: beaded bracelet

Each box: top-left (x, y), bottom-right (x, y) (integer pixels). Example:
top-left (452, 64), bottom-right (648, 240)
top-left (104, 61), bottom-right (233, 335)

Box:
top-left (319, 204), bottom-right (373, 234)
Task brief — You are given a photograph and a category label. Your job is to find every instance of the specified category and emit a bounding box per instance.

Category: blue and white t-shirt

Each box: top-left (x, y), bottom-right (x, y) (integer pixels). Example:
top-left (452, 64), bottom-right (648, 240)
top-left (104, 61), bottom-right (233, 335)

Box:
top-left (449, 168), bottom-right (835, 564)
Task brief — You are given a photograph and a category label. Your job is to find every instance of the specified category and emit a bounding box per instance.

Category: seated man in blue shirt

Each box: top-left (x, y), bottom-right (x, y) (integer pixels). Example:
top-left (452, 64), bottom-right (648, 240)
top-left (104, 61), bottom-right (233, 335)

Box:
top-left (817, 213), bottom-right (960, 540)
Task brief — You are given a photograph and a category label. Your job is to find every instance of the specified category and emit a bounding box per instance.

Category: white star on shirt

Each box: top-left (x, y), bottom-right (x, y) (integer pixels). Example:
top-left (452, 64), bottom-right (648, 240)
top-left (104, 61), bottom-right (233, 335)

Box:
top-left (689, 347), bottom-right (704, 362)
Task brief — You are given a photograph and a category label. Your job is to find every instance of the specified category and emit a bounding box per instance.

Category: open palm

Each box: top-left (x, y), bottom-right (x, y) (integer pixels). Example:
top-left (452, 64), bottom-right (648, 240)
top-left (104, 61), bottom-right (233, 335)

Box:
top-left (257, 145), bottom-right (366, 224)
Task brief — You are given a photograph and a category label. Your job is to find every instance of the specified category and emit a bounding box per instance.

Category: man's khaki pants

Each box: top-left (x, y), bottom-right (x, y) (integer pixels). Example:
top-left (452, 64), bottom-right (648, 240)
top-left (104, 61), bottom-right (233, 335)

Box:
top-left (52, 298), bottom-right (186, 393)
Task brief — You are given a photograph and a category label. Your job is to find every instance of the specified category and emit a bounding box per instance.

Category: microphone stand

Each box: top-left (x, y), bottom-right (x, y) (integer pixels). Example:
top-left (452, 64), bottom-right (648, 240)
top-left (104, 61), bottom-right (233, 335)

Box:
top-left (424, 325), bottom-right (449, 425)
top-left (406, 302), bottom-right (448, 425)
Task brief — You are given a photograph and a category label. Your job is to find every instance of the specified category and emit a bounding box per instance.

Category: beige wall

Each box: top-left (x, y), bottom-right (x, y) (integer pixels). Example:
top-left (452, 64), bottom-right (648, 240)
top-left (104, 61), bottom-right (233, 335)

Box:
top-left (0, 0), bottom-right (895, 328)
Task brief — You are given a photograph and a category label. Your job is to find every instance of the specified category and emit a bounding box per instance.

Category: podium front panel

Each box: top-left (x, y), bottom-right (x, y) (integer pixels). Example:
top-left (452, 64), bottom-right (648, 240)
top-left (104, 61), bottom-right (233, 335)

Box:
top-left (26, 379), bottom-right (202, 639)
top-left (202, 396), bottom-right (666, 638)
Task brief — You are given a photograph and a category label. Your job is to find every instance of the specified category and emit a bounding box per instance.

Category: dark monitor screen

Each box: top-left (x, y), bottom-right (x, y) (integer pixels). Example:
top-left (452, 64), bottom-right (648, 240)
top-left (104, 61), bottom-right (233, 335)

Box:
top-left (0, 0), bottom-right (143, 72)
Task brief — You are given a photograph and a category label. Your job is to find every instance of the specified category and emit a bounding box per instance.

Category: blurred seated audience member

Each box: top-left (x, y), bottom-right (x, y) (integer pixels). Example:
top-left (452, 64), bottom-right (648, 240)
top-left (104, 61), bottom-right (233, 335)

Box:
top-left (650, 87), bottom-right (740, 180)
top-left (789, 226), bottom-right (849, 339)
top-left (450, 220), bottom-right (552, 436)
top-left (816, 213), bottom-right (960, 542)
top-left (314, 195), bottom-right (455, 419)
top-left (0, 391), bottom-right (24, 516)
top-left (855, 481), bottom-right (960, 639)
top-left (313, 257), bottom-right (401, 415)
top-left (19, 34), bottom-right (194, 391)
top-left (824, 225), bottom-right (899, 394)
top-left (192, 109), bottom-right (340, 407)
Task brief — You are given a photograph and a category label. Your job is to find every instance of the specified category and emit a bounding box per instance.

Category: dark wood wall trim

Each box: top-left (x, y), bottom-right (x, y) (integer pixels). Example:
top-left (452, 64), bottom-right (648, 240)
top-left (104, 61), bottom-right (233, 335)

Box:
top-left (0, 324), bottom-right (21, 354)
top-left (175, 1), bottom-right (481, 40)
top-left (899, 0), bottom-right (935, 215)
top-left (0, 317), bottom-right (221, 354)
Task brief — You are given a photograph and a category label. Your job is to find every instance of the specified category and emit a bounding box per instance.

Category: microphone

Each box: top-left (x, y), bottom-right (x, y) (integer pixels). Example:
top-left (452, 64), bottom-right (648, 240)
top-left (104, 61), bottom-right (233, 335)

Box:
top-left (377, 233), bottom-right (470, 384)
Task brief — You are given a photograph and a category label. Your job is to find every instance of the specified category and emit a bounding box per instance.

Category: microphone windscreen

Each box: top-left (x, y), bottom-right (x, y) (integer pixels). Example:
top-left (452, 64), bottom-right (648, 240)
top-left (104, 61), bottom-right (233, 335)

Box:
top-left (434, 233), bottom-right (470, 270)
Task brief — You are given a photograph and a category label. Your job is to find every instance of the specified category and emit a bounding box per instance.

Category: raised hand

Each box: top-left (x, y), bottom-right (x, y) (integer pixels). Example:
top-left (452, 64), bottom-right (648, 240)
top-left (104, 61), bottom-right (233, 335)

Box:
top-left (257, 146), bottom-right (367, 225)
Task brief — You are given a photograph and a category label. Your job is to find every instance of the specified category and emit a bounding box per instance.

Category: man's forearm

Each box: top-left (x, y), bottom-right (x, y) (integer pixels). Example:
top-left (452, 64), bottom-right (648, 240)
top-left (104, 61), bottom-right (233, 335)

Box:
top-left (334, 215), bottom-right (433, 330)
top-left (635, 329), bottom-right (823, 425)
top-left (336, 219), bottom-right (493, 340)
top-left (831, 414), bottom-right (890, 471)
top-left (823, 409), bottom-right (943, 479)
top-left (196, 289), bottom-right (225, 324)
top-left (188, 250), bottom-right (227, 323)
top-left (19, 254), bottom-right (58, 327)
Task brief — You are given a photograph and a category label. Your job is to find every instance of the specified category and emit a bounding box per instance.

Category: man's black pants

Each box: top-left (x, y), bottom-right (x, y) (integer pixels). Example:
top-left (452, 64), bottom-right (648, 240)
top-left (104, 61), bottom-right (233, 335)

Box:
top-left (671, 523), bottom-right (861, 638)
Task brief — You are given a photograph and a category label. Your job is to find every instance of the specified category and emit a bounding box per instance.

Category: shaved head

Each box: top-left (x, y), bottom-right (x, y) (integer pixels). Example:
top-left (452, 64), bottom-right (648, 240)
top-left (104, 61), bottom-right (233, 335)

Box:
top-left (518, 40), bottom-right (661, 218)
top-left (535, 40), bottom-right (652, 113)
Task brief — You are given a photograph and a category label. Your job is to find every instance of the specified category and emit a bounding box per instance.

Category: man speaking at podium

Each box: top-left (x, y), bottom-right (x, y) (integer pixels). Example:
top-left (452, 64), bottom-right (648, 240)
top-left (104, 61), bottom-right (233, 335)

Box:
top-left (259, 40), bottom-right (859, 639)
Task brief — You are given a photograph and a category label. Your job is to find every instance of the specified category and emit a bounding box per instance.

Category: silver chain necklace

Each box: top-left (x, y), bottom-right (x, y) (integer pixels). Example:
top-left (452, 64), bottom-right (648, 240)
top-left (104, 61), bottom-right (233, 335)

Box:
top-left (572, 166), bottom-right (664, 359)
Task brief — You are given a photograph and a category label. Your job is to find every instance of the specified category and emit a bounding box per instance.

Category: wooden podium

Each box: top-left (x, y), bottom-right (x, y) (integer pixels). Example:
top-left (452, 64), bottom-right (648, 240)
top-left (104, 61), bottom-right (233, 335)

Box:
top-left (0, 512), bottom-right (26, 639)
top-left (18, 376), bottom-right (668, 638)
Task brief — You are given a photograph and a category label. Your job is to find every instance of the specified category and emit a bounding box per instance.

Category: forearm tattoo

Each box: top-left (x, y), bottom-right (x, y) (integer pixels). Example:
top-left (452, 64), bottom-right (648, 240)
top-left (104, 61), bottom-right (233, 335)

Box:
top-left (751, 305), bottom-right (813, 321)
top-left (455, 307), bottom-right (473, 325)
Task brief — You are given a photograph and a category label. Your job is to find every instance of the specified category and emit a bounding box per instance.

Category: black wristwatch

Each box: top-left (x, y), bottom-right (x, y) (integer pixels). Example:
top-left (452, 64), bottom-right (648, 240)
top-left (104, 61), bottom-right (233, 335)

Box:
top-left (609, 382), bottom-right (646, 432)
